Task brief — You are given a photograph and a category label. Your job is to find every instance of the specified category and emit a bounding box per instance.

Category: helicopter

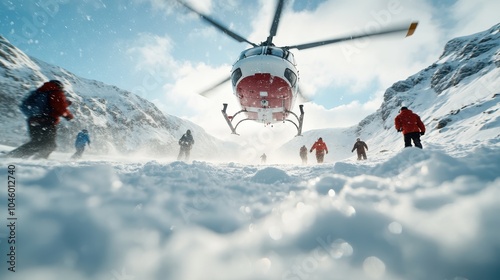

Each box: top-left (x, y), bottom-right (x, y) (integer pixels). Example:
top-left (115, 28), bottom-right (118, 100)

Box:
top-left (178, 0), bottom-right (418, 136)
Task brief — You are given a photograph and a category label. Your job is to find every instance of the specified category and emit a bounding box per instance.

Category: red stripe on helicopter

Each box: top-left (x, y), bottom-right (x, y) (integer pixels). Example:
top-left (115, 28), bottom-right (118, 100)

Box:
top-left (236, 73), bottom-right (294, 122)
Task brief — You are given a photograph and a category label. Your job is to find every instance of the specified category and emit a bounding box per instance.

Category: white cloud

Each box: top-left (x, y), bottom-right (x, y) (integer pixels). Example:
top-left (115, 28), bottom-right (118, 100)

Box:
top-left (126, 33), bottom-right (177, 71)
top-left (450, 0), bottom-right (500, 37)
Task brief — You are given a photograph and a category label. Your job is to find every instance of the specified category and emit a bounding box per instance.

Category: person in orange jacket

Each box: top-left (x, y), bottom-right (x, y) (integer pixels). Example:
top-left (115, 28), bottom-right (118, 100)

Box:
top-left (394, 106), bottom-right (426, 149)
top-left (8, 80), bottom-right (74, 159)
top-left (310, 137), bottom-right (328, 163)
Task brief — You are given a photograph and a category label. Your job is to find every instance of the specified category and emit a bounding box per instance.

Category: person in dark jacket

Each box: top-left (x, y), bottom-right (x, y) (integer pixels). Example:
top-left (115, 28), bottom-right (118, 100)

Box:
top-left (71, 129), bottom-right (91, 159)
top-left (351, 138), bottom-right (368, 160)
top-left (260, 153), bottom-right (267, 164)
top-left (7, 80), bottom-right (74, 159)
top-left (310, 137), bottom-right (328, 163)
top-left (394, 106), bottom-right (426, 149)
top-left (300, 145), bottom-right (308, 164)
top-left (177, 129), bottom-right (194, 161)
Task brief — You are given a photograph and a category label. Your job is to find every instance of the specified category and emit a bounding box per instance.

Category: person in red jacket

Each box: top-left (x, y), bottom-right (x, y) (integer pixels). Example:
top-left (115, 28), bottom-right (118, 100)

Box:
top-left (394, 106), bottom-right (425, 149)
top-left (310, 137), bottom-right (328, 163)
top-left (8, 80), bottom-right (74, 159)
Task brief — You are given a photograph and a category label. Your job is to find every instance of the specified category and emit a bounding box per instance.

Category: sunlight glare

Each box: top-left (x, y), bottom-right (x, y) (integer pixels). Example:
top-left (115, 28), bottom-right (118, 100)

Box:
top-left (388, 222), bottom-right (403, 234)
top-left (328, 189), bottom-right (336, 197)
top-left (256, 257), bottom-right (272, 274)
top-left (269, 226), bottom-right (283, 240)
top-left (363, 256), bottom-right (386, 279)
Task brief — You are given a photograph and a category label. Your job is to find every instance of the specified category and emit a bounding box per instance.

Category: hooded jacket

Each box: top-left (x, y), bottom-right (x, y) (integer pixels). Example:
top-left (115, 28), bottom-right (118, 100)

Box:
top-left (310, 139), bottom-right (328, 154)
top-left (179, 131), bottom-right (194, 148)
top-left (75, 131), bottom-right (91, 148)
top-left (352, 140), bottom-right (368, 153)
top-left (37, 81), bottom-right (74, 124)
top-left (394, 109), bottom-right (425, 135)
top-left (300, 146), bottom-right (308, 157)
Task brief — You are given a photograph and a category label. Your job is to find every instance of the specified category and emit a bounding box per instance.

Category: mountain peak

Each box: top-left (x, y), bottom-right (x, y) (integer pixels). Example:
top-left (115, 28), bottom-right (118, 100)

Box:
top-left (440, 23), bottom-right (500, 60)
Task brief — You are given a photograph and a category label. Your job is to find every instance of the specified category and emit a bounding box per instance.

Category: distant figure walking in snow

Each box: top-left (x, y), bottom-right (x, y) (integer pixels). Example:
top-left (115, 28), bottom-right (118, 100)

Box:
top-left (177, 129), bottom-right (194, 161)
top-left (7, 80), bottom-right (74, 159)
top-left (351, 138), bottom-right (368, 160)
top-left (394, 106), bottom-right (426, 149)
top-left (300, 145), bottom-right (308, 164)
top-left (71, 129), bottom-right (91, 159)
top-left (310, 137), bottom-right (328, 163)
top-left (260, 153), bottom-right (267, 164)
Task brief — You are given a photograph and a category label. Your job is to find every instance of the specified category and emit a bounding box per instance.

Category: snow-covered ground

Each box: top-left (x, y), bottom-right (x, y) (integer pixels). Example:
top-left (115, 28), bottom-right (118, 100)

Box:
top-left (1, 141), bottom-right (499, 280)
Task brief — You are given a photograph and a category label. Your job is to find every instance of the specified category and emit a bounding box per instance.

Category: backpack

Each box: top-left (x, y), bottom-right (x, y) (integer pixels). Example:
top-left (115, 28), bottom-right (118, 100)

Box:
top-left (20, 90), bottom-right (50, 117)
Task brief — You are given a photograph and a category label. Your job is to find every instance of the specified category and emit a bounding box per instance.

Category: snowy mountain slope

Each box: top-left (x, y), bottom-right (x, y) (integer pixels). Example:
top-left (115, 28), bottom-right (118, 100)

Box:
top-left (0, 35), bottom-right (238, 160)
top-left (278, 23), bottom-right (500, 162)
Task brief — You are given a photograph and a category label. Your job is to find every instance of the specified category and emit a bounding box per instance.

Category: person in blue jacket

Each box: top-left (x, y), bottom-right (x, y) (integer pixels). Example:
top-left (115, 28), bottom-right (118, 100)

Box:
top-left (71, 129), bottom-right (91, 159)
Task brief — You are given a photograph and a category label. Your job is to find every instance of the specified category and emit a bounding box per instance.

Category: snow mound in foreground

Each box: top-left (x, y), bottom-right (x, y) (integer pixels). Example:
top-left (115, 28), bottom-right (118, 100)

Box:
top-left (1, 146), bottom-right (499, 280)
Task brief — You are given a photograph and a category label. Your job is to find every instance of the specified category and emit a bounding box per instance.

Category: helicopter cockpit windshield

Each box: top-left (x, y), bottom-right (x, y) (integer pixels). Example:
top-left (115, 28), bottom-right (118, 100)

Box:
top-left (238, 47), bottom-right (264, 60)
top-left (238, 46), bottom-right (296, 65)
top-left (266, 46), bottom-right (284, 57)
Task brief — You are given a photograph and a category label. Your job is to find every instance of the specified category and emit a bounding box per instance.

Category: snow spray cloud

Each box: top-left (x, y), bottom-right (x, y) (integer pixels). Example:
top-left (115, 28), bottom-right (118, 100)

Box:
top-left (3, 0), bottom-right (69, 47)
top-left (238, 128), bottom-right (284, 163)
top-left (340, 0), bottom-right (404, 62)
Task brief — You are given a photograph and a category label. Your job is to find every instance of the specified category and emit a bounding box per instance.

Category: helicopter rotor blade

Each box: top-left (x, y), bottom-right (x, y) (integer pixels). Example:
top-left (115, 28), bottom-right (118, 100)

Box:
top-left (199, 76), bottom-right (232, 97)
top-left (265, 0), bottom-right (286, 46)
top-left (177, 0), bottom-right (258, 47)
top-left (284, 22), bottom-right (418, 50)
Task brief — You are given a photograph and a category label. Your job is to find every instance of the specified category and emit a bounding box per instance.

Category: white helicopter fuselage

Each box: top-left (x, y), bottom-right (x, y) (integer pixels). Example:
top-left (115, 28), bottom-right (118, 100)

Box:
top-left (230, 46), bottom-right (299, 124)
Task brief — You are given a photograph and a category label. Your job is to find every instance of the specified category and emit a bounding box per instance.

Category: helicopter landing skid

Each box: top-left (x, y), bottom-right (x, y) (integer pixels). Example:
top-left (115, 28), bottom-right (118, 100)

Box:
top-left (285, 104), bottom-right (304, 136)
top-left (221, 103), bottom-right (250, 135)
top-left (221, 103), bottom-right (305, 136)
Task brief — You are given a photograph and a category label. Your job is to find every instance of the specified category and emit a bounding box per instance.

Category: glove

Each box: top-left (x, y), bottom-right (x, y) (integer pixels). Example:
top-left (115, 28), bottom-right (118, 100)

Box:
top-left (397, 129), bottom-right (402, 132)
top-left (64, 113), bottom-right (74, 121)
top-left (326, 151), bottom-right (328, 154)
top-left (309, 150), bottom-right (312, 153)
top-left (420, 131), bottom-right (425, 136)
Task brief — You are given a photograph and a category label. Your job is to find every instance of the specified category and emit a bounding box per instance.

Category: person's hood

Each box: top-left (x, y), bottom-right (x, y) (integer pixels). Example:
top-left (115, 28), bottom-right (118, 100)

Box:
top-left (38, 81), bottom-right (62, 92)
top-left (399, 109), bottom-right (414, 115)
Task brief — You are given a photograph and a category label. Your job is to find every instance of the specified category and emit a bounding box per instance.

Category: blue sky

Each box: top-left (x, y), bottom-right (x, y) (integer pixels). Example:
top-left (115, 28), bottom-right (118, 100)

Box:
top-left (1, 0), bottom-right (499, 140)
